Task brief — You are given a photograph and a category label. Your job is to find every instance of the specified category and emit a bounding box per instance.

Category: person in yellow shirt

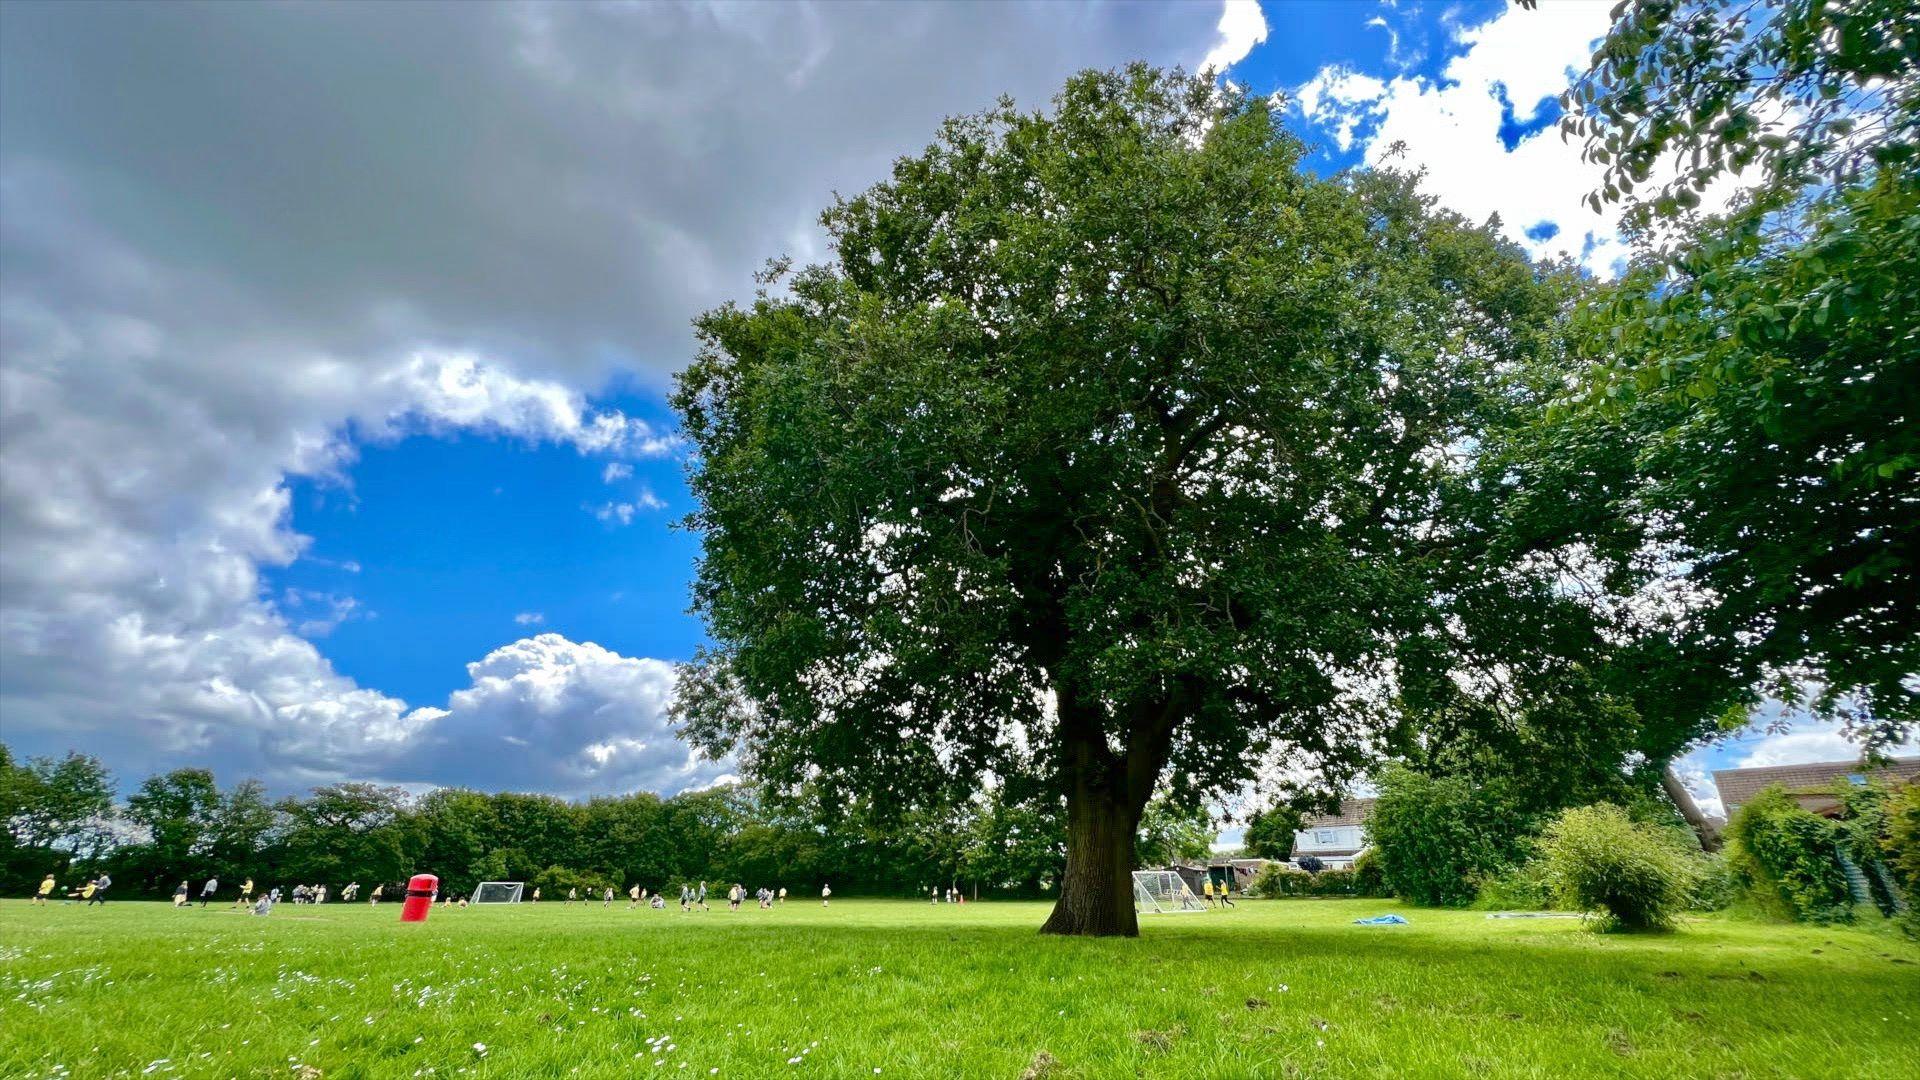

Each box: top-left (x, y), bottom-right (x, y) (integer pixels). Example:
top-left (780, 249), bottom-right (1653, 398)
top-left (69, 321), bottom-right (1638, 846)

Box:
top-left (235, 878), bottom-right (254, 908)
top-left (35, 874), bottom-right (56, 905)
top-left (1218, 877), bottom-right (1235, 909)
top-left (1202, 877), bottom-right (1215, 907)
top-left (74, 879), bottom-right (97, 903)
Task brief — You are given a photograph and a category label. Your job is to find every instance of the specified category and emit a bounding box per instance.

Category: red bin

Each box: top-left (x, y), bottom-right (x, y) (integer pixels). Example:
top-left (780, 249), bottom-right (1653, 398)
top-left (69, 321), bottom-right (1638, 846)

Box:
top-left (400, 873), bottom-right (438, 923)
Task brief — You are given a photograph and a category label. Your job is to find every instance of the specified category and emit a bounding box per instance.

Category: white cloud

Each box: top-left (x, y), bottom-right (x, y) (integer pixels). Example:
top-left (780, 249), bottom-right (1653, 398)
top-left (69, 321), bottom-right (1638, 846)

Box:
top-left (288, 592), bottom-right (363, 638)
top-left (589, 487), bottom-right (666, 526)
top-left (591, 502), bottom-right (636, 526)
top-left (359, 352), bottom-right (677, 459)
top-left (1197, 0), bottom-right (1268, 76)
top-left (602, 462), bottom-right (633, 483)
top-left (514, 612), bottom-right (545, 626)
top-left (1287, 2), bottom-right (1693, 276)
top-left (0, 2), bottom-right (1225, 795)
top-left (1734, 726), bottom-right (1876, 769)
top-left (387, 635), bottom-right (729, 797)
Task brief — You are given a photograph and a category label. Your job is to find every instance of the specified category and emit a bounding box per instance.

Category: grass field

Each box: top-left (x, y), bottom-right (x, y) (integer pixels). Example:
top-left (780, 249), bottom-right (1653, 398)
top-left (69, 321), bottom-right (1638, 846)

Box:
top-left (3, 897), bottom-right (1916, 1079)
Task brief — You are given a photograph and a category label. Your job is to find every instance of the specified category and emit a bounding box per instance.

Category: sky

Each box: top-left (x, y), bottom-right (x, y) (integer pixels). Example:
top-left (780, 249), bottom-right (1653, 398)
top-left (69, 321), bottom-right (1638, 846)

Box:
top-left (0, 0), bottom-right (1899, 814)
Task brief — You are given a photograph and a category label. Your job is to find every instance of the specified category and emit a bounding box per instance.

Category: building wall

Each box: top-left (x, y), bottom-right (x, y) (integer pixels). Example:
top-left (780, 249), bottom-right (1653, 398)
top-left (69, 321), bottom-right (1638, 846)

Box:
top-left (1292, 823), bottom-right (1364, 856)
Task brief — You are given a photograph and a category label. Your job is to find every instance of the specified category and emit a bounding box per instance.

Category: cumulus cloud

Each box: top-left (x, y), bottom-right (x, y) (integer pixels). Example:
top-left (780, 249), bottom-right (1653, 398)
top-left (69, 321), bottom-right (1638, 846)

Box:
top-left (1197, 0), bottom-right (1268, 77)
top-left (389, 635), bottom-right (730, 797)
top-left (0, 1), bottom-right (1220, 794)
top-left (1285, 2), bottom-right (1739, 276)
top-left (1732, 724), bottom-right (1891, 769)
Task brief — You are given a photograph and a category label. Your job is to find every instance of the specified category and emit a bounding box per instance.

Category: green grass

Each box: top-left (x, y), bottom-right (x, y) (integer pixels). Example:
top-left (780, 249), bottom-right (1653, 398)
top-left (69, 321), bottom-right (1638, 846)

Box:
top-left (2, 898), bottom-right (1915, 1078)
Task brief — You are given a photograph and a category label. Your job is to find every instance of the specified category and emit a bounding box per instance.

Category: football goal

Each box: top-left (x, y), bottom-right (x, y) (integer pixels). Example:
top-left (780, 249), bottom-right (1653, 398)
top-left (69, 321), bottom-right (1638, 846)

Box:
top-left (1132, 870), bottom-right (1206, 914)
top-left (470, 881), bottom-right (524, 904)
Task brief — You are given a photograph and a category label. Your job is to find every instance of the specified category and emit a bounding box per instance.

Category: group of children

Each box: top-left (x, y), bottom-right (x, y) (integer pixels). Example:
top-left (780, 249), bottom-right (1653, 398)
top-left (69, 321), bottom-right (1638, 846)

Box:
top-left (30, 874), bottom-right (846, 912)
top-left (539, 881), bottom-right (831, 910)
top-left (1202, 877), bottom-right (1236, 908)
top-left (35, 873), bottom-right (388, 915)
top-left (34, 872), bottom-right (110, 905)
top-left (929, 886), bottom-right (968, 905)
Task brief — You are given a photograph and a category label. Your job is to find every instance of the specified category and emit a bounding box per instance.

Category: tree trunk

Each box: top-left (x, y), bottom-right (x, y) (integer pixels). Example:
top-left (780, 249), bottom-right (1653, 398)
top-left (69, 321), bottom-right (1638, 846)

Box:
top-left (1662, 764), bottom-right (1721, 852)
top-left (1040, 779), bottom-right (1142, 936)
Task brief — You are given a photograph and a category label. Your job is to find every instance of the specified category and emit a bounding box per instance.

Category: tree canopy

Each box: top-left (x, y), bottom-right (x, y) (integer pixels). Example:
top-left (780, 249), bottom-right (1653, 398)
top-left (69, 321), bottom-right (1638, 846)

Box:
top-left (671, 66), bottom-right (1705, 934)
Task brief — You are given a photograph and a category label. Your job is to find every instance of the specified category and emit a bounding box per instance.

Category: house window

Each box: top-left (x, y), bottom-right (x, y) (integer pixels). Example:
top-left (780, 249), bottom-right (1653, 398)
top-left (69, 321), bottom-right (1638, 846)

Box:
top-left (1315, 829), bottom-right (1337, 844)
top-left (1847, 774), bottom-right (1867, 786)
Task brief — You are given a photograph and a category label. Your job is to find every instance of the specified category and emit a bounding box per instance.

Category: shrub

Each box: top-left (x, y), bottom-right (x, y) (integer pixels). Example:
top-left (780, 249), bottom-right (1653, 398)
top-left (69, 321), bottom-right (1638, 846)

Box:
top-left (1724, 787), bottom-right (1853, 924)
top-left (1880, 783), bottom-right (1919, 937)
top-left (1538, 803), bottom-right (1698, 931)
top-left (1250, 863), bottom-right (1304, 897)
top-left (1687, 852), bottom-right (1739, 912)
top-left (1832, 782), bottom-right (1901, 916)
top-left (1884, 782), bottom-right (1920, 888)
top-left (1295, 855), bottom-right (1325, 875)
top-left (1351, 849), bottom-right (1388, 897)
top-left (531, 864), bottom-right (614, 898)
top-left (1251, 864), bottom-right (1360, 897)
top-left (1368, 765), bottom-right (1535, 906)
top-left (1474, 860), bottom-right (1553, 911)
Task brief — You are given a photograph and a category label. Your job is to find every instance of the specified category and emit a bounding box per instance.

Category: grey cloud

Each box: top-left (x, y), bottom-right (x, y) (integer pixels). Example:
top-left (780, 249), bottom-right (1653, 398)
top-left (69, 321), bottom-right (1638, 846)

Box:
top-left (0, 0), bottom-right (1224, 794)
top-left (3, 0), bottom-right (1218, 377)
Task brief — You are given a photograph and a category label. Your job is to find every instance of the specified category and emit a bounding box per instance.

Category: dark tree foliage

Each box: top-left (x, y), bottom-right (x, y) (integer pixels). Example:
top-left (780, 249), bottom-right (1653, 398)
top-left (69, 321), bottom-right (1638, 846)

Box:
top-left (122, 768), bottom-right (222, 893)
top-left (671, 67), bottom-right (1702, 935)
top-left (1, 748), bottom-right (114, 880)
top-left (0, 741), bottom-right (1061, 901)
top-left (1241, 805), bottom-right (1301, 861)
top-left (1367, 764), bottom-right (1538, 907)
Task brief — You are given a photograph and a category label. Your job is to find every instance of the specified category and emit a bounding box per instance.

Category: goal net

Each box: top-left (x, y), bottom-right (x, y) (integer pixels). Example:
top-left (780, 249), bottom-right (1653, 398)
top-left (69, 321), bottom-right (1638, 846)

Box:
top-left (470, 881), bottom-right (524, 904)
top-left (1132, 870), bottom-right (1206, 914)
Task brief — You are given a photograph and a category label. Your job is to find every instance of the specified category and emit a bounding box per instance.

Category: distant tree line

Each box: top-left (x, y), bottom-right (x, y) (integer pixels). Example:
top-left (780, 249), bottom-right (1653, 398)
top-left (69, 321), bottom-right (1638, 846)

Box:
top-left (1, 742), bottom-right (1216, 900)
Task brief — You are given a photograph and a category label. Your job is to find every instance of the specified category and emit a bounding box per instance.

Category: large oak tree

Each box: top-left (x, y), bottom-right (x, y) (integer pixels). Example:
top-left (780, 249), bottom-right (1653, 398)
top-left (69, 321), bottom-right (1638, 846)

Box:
top-left (671, 68), bottom-right (1690, 935)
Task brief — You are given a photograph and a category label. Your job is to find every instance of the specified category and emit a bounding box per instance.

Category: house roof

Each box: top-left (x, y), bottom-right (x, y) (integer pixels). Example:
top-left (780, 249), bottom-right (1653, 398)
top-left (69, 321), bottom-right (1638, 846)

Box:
top-left (1300, 797), bottom-right (1376, 829)
top-left (1712, 757), bottom-right (1920, 812)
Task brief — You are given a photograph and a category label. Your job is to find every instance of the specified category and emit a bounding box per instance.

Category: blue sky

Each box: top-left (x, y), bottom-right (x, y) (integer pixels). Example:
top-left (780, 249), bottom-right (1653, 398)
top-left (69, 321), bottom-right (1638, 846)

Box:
top-left (268, 389), bottom-right (698, 708)
top-left (0, 1), bottom-right (1895, 812)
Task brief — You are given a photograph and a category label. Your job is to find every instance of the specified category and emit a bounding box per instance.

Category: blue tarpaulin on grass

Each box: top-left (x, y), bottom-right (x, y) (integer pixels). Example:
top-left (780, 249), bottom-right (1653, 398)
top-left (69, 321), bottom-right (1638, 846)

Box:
top-left (1352, 914), bottom-right (1409, 926)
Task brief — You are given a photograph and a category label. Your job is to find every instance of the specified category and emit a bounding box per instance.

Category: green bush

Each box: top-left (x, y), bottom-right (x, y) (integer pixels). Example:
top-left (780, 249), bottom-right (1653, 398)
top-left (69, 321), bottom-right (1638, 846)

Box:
top-left (1832, 782), bottom-right (1901, 916)
top-left (1351, 849), bottom-right (1388, 897)
top-left (1724, 787), bottom-right (1854, 924)
top-left (1880, 784), bottom-right (1919, 937)
top-left (1250, 864), bottom-right (1360, 897)
top-left (1367, 765), bottom-right (1536, 906)
top-left (1687, 852), bottom-right (1739, 912)
top-left (1249, 863), bottom-right (1302, 897)
top-left (1538, 803), bottom-right (1698, 931)
top-left (1473, 860), bottom-right (1554, 911)
top-left (1884, 783), bottom-right (1920, 888)
top-left (531, 864), bottom-right (615, 898)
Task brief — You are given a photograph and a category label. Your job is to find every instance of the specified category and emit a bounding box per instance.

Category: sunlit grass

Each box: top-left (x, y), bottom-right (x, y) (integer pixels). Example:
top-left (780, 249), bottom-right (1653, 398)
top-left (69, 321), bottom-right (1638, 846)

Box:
top-left (3, 897), bottom-right (1915, 1078)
